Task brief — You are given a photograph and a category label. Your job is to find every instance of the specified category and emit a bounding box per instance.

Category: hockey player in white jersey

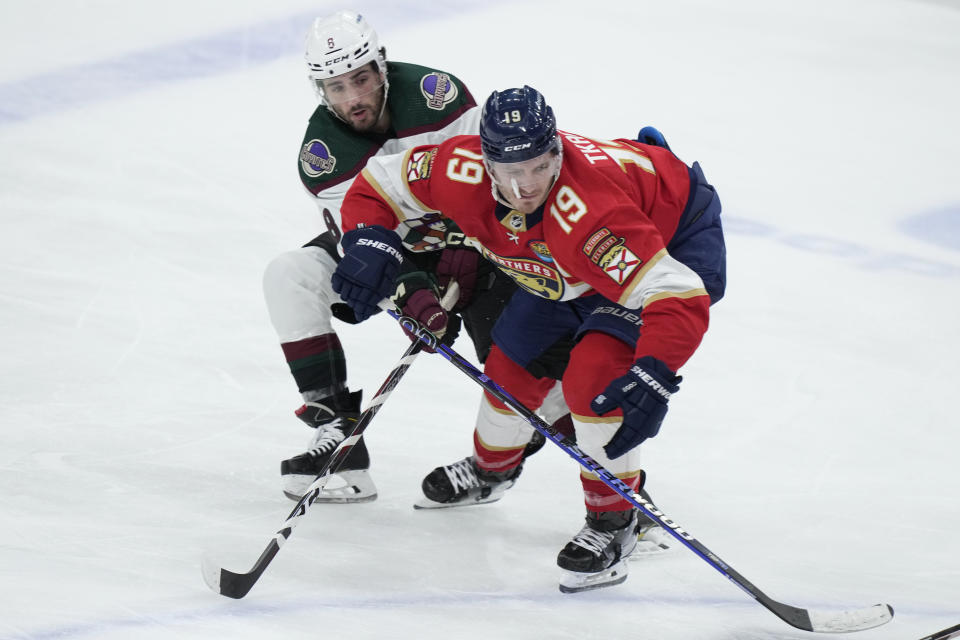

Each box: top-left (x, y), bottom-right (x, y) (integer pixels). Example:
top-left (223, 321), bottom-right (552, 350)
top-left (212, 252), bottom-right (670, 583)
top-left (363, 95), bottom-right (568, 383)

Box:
top-left (262, 11), bottom-right (550, 503)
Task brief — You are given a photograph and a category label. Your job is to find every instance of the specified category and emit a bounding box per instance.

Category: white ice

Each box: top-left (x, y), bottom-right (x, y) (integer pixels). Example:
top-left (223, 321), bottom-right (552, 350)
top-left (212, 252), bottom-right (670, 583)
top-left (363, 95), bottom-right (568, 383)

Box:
top-left (1, 1), bottom-right (959, 639)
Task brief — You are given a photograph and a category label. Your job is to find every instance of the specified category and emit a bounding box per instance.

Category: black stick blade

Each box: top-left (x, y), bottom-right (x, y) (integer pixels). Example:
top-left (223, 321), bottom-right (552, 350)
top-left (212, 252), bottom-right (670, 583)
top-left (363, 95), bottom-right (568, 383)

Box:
top-left (201, 540), bottom-right (279, 599)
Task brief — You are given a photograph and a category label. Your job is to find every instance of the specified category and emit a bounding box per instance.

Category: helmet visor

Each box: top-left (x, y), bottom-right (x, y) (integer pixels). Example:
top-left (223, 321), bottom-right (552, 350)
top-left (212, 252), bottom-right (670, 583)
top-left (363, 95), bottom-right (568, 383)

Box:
top-left (314, 65), bottom-right (385, 106)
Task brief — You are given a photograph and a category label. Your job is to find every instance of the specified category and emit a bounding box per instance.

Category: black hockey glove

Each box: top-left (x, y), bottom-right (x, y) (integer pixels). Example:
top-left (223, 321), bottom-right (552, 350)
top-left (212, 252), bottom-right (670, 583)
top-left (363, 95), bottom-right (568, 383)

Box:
top-left (331, 226), bottom-right (404, 322)
top-left (591, 356), bottom-right (681, 459)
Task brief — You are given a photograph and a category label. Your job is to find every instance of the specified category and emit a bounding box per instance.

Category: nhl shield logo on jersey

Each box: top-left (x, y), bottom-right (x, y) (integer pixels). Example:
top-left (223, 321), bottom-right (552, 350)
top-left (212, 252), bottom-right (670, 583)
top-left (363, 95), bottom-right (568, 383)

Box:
top-left (406, 149), bottom-right (437, 182)
top-left (600, 246), bottom-right (642, 285)
top-left (420, 72), bottom-right (458, 110)
top-left (300, 139), bottom-right (337, 177)
top-left (506, 212), bottom-right (525, 231)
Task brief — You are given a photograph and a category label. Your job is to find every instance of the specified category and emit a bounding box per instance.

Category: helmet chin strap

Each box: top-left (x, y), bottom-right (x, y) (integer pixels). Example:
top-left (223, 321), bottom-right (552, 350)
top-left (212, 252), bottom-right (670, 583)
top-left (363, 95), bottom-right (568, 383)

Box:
top-left (369, 71), bottom-right (391, 128)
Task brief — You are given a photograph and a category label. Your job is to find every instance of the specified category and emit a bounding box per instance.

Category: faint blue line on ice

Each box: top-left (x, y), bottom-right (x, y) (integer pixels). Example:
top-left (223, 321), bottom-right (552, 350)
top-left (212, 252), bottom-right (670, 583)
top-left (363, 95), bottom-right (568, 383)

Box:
top-left (0, 13), bottom-right (304, 125)
top-left (899, 204), bottom-right (960, 253)
top-left (2, 4), bottom-right (956, 282)
top-left (725, 215), bottom-right (960, 278)
top-left (2, 590), bottom-right (954, 640)
top-left (0, 1), bottom-right (485, 126)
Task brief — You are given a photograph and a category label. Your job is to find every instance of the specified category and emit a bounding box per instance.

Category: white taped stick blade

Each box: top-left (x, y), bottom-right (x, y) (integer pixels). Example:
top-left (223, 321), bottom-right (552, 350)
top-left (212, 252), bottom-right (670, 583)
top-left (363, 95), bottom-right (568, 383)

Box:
top-left (200, 554), bottom-right (222, 592)
top-left (807, 603), bottom-right (894, 633)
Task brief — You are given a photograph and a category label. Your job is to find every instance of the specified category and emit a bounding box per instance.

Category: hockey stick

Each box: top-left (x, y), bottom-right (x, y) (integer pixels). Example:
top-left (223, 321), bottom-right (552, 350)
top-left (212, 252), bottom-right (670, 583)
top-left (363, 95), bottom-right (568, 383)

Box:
top-left (201, 285), bottom-right (460, 598)
top-left (920, 622), bottom-right (960, 640)
top-left (201, 337), bottom-right (425, 599)
top-left (389, 310), bottom-right (894, 634)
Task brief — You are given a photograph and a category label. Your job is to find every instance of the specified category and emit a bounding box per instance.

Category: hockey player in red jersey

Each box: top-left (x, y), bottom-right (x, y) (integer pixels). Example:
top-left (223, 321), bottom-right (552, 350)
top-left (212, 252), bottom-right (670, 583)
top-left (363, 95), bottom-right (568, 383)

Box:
top-left (332, 86), bottom-right (725, 592)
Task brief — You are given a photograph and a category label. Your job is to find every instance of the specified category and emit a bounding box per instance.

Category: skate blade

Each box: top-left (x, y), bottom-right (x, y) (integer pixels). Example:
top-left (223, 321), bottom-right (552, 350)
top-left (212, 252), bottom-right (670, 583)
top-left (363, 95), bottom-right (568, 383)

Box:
top-left (412, 479), bottom-right (514, 510)
top-left (413, 493), bottom-right (504, 509)
top-left (558, 558), bottom-right (629, 594)
top-left (282, 470), bottom-right (378, 504)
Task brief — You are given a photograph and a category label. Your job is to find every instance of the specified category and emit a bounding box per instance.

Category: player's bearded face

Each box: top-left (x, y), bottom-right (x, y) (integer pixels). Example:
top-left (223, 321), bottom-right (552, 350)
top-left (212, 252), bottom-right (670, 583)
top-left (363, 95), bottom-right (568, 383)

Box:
top-left (320, 65), bottom-right (387, 132)
top-left (489, 151), bottom-right (560, 214)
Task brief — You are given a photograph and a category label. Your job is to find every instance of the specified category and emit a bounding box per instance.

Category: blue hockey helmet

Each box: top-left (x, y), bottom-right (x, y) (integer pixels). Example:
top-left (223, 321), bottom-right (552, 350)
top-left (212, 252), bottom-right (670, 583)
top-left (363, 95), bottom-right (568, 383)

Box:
top-left (480, 86), bottom-right (559, 164)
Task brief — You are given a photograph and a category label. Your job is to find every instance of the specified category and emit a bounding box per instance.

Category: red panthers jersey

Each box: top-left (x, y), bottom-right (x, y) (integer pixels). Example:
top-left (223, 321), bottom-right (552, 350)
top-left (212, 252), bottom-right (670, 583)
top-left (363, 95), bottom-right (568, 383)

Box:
top-left (341, 131), bottom-right (710, 370)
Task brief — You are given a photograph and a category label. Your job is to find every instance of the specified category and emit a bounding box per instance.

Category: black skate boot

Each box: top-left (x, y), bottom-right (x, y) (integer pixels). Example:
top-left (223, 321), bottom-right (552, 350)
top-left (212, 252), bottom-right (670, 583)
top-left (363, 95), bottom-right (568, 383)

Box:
top-left (279, 390), bottom-right (376, 503)
top-left (557, 508), bottom-right (639, 593)
top-left (415, 456), bottom-right (521, 509)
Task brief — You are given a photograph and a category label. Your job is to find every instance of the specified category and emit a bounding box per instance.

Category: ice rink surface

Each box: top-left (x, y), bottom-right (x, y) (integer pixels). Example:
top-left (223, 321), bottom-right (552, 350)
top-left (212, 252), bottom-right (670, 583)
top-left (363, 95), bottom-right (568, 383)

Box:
top-left (1, 1), bottom-right (958, 638)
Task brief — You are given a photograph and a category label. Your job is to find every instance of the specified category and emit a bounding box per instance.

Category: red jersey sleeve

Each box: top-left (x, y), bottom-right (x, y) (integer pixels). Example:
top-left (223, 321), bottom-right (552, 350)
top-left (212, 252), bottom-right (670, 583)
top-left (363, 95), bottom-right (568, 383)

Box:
top-left (548, 185), bottom-right (709, 371)
top-left (340, 166), bottom-right (406, 233)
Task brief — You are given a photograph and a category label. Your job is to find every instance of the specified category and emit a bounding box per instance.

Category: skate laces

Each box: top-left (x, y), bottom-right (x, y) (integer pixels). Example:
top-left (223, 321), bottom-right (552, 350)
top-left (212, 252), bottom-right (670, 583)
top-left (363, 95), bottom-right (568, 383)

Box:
top-left (443, 457), bottom-right (482, 493)
top-left (570, 524), bottom-right (616, 557)
top-left (306, 421), bottom-right (346, 457)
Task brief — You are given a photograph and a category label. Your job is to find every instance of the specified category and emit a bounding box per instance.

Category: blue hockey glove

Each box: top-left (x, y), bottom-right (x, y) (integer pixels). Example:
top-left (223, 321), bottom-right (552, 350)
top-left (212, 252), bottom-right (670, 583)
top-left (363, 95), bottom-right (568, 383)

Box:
top-left (331, 226), bottom-right (404, 322)
top-left (591, 356), bottom-right (681, 459)
top-left (636, 126), bottom-right (672, 152)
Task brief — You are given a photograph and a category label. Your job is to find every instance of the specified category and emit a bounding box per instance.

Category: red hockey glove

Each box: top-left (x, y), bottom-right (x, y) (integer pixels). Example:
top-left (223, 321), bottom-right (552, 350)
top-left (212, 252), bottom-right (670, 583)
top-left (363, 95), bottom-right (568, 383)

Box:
top-left (435, 246), bottom-right (480, 311)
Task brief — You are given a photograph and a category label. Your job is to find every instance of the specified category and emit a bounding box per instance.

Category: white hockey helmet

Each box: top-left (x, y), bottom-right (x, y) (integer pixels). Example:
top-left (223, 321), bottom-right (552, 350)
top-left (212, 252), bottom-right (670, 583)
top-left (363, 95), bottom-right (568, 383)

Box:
top-left (305, 11), bottom-right (386, 94)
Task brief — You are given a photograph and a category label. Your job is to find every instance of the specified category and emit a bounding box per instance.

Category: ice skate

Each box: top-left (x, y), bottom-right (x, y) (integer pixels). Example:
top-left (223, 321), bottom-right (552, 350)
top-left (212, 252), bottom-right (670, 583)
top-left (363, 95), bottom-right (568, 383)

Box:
top-left (280, 390), bottom-right (377, 503)
top-left (557, 509), bottom-right (638, 593)
top-left (414, 456), bottom-right (521, 509)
